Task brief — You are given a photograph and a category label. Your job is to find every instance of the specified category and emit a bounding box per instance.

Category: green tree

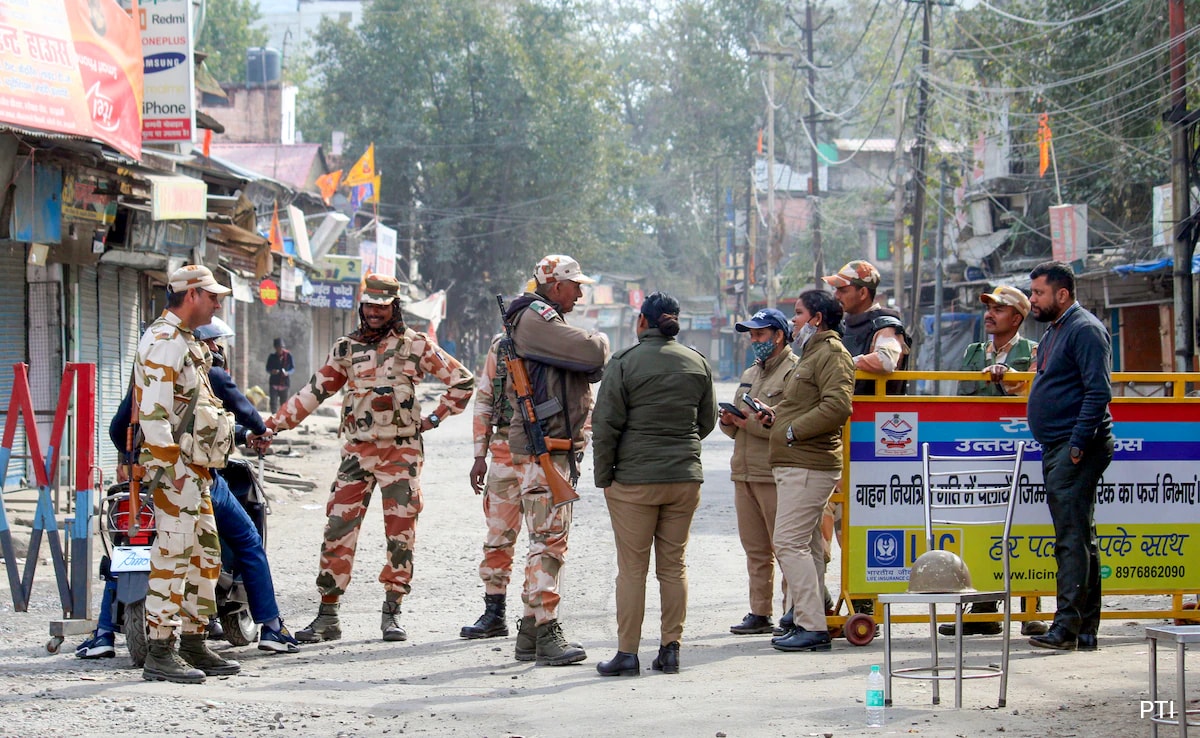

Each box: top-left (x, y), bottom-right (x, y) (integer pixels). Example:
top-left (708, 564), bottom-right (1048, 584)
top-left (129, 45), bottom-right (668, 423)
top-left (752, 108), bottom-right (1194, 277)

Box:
top-left (197, 0), bottom-right (269, 85)
top-left (300, 0), bottom-right (631, 349)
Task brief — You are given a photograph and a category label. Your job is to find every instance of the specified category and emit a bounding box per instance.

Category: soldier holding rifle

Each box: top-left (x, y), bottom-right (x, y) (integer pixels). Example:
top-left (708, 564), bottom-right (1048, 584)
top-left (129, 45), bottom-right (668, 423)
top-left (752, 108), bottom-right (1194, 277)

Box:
top-left (501, 255), bottom-right (609, 665)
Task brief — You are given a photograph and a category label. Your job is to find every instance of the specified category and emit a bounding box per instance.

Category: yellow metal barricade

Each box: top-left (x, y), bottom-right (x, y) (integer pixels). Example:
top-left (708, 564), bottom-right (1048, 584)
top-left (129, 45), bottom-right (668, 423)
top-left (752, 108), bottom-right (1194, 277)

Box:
top-left (826, 370), bottom-right (1200, 646)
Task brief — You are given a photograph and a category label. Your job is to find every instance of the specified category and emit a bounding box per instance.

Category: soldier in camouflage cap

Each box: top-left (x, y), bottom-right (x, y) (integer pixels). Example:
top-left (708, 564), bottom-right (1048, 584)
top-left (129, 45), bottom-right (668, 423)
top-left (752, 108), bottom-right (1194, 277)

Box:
top-left (265, 272), bottom-right (474, 643)
top-left (135, 264), bottom-right (239, 684)
top-left (501, 255), bottom-right (609, 665)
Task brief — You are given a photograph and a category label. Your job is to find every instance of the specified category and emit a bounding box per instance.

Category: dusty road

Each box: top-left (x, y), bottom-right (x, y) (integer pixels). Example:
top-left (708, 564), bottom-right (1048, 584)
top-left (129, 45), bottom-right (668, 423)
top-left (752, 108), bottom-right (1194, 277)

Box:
top-left (0, 380), bottom-right (1177, 737)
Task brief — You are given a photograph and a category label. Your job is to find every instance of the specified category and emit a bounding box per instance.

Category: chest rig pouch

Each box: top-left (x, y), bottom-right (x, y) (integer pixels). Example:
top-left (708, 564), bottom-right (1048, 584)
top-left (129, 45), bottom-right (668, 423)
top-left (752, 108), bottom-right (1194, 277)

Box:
top-left (177, 344), bottom-right (235, 468)
top-left (342, 333), bottom-right (420, 441)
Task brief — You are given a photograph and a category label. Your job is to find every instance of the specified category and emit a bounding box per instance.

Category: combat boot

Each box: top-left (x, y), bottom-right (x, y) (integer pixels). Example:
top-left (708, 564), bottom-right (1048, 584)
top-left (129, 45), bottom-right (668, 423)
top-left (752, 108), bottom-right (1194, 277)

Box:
top-left (179, 633), bottom-right (241, 676)
top-left (142, 637), bottom-right (206, 684)
top-left (535, 619), bottom-right (586, 666)
top-left (515, 615), bottom-right (537, 661)
top-left (516, 615), bottom-right (582, 661)
top-left (460, 594), bottom-right (509, 639)
top-left (381, 600), bottom-right (407, 642)
top-left (296, 602), bottom-right (342, 643)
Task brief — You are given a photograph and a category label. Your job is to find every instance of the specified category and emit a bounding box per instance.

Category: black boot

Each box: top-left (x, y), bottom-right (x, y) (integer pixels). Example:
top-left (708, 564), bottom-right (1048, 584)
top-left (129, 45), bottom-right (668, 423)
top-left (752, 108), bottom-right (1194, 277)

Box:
top-left (651, 641), bottom-right (680, 674)
top-left (460, 594), bottom-right (509, 639)
top-left (596, 651), bottom-right (640, 676)
top-left (773, 607), bottom-right (796, 637)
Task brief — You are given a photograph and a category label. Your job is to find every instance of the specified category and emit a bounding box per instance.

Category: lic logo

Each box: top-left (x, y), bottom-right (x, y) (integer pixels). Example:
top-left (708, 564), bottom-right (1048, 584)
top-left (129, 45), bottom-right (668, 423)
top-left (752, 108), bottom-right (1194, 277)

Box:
top-left (867, 530), bottom-right (904, 568)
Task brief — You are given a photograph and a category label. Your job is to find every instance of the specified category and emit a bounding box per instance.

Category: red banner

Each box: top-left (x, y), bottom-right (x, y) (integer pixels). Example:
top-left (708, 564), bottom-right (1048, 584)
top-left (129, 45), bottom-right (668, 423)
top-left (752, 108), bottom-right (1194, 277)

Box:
top-left (0, 0), bottom-right (143, 159)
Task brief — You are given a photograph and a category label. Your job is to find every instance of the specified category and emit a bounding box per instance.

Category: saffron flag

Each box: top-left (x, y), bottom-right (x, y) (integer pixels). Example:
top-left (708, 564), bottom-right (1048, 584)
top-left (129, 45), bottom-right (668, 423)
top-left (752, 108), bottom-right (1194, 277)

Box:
top-left (268, 200), bottom-right (285, 254)
top-left (1037, 113), bottom-right (1052, 178)
top-left (757, 129), bottom-right (764, 155)
top-left (342, 143), bottom-right (376, 187)
top-left (202, 129), bottom-right (212, 158)
top-left (316, 169), bottom-right (343, 205)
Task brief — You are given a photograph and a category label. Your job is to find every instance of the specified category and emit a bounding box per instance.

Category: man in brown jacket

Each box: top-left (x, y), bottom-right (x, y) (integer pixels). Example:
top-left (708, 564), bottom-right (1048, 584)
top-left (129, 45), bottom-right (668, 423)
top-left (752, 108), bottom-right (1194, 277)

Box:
top-left (721, 308), bottom-right (797, 636)
top-left (502, 254), bottom-right (609, 665)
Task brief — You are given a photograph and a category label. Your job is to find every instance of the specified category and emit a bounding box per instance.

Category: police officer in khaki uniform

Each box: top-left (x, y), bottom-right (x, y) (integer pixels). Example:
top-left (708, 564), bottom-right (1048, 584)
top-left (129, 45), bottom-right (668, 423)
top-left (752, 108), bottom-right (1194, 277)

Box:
top-left (137, 264), bottom-right (240, 684)
top-left (722, 309), bottom-right (798, 636)
top-left (266, 273), bottom-right (474, 643)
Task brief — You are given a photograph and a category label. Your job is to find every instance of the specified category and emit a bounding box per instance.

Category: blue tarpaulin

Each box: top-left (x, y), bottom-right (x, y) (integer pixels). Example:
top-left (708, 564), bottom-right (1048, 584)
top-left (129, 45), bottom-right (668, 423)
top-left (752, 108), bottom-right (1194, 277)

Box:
top-left (1112, 253), bottom-right (1200, 274)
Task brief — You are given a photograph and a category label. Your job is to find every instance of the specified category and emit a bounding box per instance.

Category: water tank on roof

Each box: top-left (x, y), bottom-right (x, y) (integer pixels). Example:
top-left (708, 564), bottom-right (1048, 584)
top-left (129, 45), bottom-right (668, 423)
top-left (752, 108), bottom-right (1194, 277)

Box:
top-left (246, 47), bottom-right (282, 87)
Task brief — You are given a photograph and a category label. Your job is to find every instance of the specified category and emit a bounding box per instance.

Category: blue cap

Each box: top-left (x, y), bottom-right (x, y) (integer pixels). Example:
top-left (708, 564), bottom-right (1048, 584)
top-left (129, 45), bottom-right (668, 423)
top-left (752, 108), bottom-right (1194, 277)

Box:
top-left (736, 308), bottom-right (792, 341)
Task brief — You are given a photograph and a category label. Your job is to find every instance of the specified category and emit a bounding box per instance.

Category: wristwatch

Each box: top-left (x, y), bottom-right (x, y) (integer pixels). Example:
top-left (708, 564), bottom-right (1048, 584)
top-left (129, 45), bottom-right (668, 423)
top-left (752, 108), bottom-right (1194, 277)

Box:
top-left (1070, 446), bottom-right (1083, 461)
top-left (428, 412), bottom-right (441, 428)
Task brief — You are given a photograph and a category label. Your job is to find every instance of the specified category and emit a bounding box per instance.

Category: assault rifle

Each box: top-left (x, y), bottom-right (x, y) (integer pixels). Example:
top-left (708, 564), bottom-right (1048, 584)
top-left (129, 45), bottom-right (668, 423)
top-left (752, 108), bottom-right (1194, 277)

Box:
top-left (496, 295), bottom-right (579, 509)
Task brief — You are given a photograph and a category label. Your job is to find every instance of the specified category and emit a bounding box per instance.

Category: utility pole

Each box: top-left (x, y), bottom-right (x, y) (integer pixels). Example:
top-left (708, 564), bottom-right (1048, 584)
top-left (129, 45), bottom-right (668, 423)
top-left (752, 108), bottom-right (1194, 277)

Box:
top-left (751, 44), bottom-right (799, 309)
top-left (1169, 0), bottom-right (1195, 372)
top-left (766, 53), bottom-right (778, 309)
top-left (933, 160), bottom-right (950, 387)
top-left (907, 0), bottom-right (932, 334)
top-left (891, 88), bottom-right (908, 319)
top-left (804, 0), bottom-right (825, 286)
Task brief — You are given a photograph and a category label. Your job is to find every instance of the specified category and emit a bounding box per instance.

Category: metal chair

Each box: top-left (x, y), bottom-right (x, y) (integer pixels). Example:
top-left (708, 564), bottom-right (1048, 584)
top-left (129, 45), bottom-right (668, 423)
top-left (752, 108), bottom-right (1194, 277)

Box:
top-left (880, 440), bottom-right (1025, 709)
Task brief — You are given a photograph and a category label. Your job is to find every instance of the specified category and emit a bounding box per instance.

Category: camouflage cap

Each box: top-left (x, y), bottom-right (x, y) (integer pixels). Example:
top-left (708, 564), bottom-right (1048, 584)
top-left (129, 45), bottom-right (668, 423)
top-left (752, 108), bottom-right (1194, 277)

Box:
top-left (168, 264), bottom-right (232, 295)
top-left (980, 285), bottom-right (1030, 317)
top-left (534, 254), bottom-right (595, 285)
top-left (822, 260), bottom-right (881, 289)
top-left (360, 273), bottom-right (402, 305)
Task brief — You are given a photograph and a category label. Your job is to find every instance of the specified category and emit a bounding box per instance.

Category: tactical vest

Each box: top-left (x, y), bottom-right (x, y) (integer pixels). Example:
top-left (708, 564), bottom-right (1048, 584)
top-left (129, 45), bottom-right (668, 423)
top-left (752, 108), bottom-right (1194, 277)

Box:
top-left (842, 307), bottom-right (909, 395)
top-left (491, 348), bottom-right (514, 430)
top-left (337, 331), bottom-right (421, 442)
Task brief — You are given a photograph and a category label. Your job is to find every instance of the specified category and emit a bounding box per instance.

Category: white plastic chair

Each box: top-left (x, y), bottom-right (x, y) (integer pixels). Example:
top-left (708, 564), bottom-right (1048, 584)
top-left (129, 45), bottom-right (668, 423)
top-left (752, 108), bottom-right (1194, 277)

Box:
top-left (879, 440), bottom-right (1025, 709)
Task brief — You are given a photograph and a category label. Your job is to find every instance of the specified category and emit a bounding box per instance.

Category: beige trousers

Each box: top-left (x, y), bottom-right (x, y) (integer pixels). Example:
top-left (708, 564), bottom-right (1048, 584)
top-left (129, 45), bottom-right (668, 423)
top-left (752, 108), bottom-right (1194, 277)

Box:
top-left (604, 480), bottom-right (701, 653)
top-left (733, 480), bottom-right (782, 616)
top-left (772, 466), bottom-right (841, 632)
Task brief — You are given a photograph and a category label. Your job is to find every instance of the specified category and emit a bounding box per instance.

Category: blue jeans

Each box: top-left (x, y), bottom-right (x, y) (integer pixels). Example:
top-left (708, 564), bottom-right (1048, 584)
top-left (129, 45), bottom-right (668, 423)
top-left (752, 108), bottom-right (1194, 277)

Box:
top-left (1041, 435), bottom-right (1113, 637)
top-left (211, 472), bottom-right (279, 624)
top-left (98, 472), bottom-right (279, 629)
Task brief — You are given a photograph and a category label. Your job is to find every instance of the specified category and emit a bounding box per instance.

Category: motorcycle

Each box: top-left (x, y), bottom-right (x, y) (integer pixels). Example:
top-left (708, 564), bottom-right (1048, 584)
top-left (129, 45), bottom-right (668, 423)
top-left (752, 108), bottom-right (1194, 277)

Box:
top-left (100, 456), bottom-right (270, 666)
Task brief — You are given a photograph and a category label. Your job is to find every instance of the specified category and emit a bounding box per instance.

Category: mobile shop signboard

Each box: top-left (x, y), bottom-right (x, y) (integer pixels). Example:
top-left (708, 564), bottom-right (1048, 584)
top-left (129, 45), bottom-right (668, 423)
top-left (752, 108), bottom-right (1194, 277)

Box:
top-left (847, 400), bottom-right (1200, 595)
top-left (0, 0), bottom-right (143, 159)
top-left (132, 0), bottom-right (194, 142)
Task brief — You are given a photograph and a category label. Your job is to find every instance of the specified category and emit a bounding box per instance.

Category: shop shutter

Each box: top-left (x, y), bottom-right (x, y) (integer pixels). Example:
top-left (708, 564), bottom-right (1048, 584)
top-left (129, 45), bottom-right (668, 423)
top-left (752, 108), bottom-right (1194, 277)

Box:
top-left (0, 244), bottom-right (26, 487)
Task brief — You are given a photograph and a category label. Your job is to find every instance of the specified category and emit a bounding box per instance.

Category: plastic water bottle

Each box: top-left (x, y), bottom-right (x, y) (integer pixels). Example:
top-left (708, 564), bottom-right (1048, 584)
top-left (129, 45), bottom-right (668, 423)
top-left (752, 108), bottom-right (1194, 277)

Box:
top-left (865, 664), bottom-right (885, 727)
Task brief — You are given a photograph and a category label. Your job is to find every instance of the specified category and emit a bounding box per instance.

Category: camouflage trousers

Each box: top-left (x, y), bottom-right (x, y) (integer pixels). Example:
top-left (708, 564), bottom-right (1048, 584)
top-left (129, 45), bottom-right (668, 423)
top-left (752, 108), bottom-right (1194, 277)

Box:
top-left (478, 457), bottom-right (521, 594)
top-left (317, 439), bottom-right (424, 598)
top-left (512, 455), bottom-right (573, 625)
top-left (145, 470), bottom-right (220, 640)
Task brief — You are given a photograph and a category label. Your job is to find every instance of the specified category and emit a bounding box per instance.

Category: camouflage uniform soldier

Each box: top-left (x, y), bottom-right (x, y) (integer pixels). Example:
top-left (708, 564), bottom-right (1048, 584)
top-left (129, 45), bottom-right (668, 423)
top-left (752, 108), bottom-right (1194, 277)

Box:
top-left (502, 255), bottom-right (609, 665)
top-left (265, 274), bottom-right (474, 643)
top-left (137, 265), bottom-right (240, 684)
top-left (460, 335), bottom-right (520, 639)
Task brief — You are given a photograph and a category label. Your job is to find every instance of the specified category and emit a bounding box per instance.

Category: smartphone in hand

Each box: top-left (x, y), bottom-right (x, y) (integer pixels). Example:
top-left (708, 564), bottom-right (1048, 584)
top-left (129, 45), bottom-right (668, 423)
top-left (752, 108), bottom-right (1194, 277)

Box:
top-left (741, 393), bottom-right (767, 414)
top-left (718, 402), bottom-right (746, 419)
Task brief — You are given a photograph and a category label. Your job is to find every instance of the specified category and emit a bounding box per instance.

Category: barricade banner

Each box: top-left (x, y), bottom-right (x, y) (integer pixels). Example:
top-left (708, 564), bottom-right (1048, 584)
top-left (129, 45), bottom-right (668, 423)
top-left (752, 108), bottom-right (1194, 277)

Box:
top-left (847, 399), bottom-right (1200, 595)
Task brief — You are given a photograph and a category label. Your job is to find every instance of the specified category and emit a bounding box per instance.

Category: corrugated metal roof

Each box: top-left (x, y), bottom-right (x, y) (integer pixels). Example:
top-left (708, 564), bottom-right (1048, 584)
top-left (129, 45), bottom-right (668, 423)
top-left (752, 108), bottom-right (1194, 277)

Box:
top-left (209, 143), bottom-right (326, 190)
top-left (833, 138), bottom-right (965, 154)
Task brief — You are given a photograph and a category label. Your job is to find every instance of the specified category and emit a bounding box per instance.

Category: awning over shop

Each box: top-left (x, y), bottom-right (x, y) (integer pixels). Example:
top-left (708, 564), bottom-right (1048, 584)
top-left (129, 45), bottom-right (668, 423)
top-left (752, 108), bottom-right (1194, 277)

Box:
top-left (955, 229), bottom-right (1011, 267)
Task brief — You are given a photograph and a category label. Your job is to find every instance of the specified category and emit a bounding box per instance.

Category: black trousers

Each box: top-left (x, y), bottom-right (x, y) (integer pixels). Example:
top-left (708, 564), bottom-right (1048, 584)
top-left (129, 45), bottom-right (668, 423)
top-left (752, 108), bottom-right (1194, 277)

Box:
top-left (1041, 434), bottom-right (1114, 636)
top-left (269, 387), bottom-right (289, 413)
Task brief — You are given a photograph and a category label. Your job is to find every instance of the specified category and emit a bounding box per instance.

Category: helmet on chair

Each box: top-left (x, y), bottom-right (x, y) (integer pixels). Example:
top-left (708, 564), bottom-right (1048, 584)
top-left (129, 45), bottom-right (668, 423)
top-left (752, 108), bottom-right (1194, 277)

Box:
top-left (194, 316), bottom-right (235, 341)
top-left (908, 550), bottom-right (975, 593)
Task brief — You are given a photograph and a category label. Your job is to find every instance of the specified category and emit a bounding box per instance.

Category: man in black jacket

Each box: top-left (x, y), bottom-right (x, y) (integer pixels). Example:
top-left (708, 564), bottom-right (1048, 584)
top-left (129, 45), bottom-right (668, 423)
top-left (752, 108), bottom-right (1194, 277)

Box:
top-left (1025, 261), bottom-right (1113, 652)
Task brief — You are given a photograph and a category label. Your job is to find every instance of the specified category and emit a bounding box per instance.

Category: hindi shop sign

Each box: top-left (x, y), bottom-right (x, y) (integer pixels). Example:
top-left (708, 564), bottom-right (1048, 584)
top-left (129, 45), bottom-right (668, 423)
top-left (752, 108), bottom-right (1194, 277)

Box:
top-left (305, 280), bottom-right (356, 310)
top-left (0, 0), bottom-right (144, 159)
top-left (846, 399), bottom-right (1200, 595)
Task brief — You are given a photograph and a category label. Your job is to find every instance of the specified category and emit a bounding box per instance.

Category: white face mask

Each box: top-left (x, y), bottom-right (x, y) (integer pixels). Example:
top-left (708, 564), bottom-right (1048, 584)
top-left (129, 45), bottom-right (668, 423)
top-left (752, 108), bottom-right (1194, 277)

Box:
top-left (794, 321), bottom-right (818, 350)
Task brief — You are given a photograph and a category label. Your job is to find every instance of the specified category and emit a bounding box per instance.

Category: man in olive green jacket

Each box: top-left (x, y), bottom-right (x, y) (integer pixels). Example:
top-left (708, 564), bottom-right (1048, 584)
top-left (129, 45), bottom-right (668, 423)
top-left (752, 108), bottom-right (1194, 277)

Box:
top-left (721, 309), bottom-right (798, 635)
